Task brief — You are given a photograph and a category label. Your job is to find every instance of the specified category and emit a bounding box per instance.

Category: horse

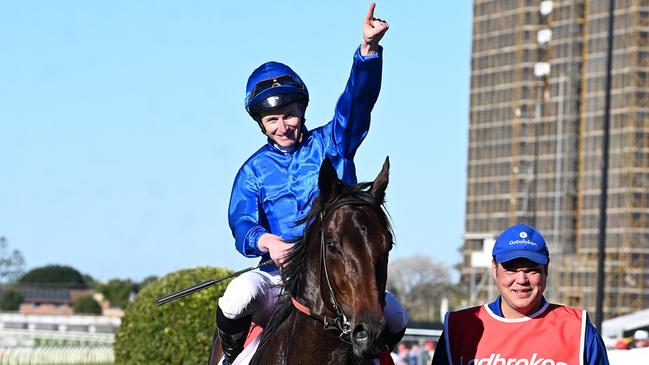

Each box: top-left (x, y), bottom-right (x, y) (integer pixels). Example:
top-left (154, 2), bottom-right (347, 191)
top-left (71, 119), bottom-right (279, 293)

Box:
top-left (210, 156), bottom-right (396, 365)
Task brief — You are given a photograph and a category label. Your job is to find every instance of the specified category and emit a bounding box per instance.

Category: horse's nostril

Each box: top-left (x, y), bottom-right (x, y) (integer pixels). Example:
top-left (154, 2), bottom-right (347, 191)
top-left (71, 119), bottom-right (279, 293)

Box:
top-left (353, 325), bottom-right (369, 342)
top-left (355, 329), bottom-right (369, 341)
top-left (351, 322), bottom-right (385, 359)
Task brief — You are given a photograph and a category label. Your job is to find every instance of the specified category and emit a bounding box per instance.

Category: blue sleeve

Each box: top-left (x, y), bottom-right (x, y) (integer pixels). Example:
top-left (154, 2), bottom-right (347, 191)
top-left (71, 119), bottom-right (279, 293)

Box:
top-left (227, 164), bottom-right (267, 258)
top-left (328, 46), bottom-right (383, 158)
top-left (584, 314), bottom-right (610, 365)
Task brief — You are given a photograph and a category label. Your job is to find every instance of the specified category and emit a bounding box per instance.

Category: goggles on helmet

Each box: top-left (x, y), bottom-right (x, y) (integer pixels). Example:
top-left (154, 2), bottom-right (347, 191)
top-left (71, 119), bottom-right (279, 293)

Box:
top-left (249, 75), bottom-right (306, 102)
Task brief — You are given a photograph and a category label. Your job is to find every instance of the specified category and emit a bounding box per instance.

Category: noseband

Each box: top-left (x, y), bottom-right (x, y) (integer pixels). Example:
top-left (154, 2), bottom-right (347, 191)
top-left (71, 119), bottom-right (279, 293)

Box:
top-left (291, 192), bottom-right (382, 343)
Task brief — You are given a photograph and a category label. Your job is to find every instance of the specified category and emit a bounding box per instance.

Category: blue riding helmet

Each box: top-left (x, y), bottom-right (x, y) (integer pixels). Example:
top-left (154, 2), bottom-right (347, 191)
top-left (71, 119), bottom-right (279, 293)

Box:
top-left (245, 62), bottom-right (309, 118)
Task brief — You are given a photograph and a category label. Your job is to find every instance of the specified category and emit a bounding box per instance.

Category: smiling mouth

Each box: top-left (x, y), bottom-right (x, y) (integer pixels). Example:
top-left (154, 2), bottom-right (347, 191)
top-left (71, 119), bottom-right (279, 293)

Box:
top-left (512, 289), bottom-right (531, 297)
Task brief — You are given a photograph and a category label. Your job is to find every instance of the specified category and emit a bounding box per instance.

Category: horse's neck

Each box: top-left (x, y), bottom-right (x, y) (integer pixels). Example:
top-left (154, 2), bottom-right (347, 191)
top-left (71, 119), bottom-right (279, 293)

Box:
top-left (254, 308), bottom-right (366, 365)
top-left (284, 311), bottom-right (362, 364)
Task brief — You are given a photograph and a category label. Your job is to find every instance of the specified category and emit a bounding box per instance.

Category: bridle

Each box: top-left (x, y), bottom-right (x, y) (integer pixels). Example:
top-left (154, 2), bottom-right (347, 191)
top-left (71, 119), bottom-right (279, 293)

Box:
top-left (291, 192), bottom-right (382, 343)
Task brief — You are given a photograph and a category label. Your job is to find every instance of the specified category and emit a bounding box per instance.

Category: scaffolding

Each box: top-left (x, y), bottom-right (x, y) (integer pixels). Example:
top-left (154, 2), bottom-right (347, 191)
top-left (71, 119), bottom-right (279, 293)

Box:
top-left (461, 0), bottom-right (649, 320)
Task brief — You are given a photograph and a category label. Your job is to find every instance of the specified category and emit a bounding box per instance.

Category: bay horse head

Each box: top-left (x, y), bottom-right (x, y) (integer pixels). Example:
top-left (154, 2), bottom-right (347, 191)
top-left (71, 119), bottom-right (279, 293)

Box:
top-left (252, 156), bottom-right (394, 363)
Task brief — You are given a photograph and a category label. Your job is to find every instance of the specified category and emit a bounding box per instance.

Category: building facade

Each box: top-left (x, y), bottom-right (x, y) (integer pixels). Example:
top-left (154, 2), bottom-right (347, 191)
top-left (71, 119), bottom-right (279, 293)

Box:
top-left (461, 0), bottom-right (649, 320)
top-left (0, 287), bottom-right (122, 317)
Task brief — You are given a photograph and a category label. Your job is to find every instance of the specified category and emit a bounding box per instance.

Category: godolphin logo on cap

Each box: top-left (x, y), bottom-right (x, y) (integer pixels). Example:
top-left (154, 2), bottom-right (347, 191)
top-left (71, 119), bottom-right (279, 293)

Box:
top-left (492, 223), bottom-right (549, 265)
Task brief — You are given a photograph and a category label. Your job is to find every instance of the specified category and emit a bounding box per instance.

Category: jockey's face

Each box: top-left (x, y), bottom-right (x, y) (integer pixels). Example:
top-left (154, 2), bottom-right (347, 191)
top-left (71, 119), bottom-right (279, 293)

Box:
top-left (493, 258), bottom-right (547, 318)
top-left (260, 102), bottom-right (304, 148)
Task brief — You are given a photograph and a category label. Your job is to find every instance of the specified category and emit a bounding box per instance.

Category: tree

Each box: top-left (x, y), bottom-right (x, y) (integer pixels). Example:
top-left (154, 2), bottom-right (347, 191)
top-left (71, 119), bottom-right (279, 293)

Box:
top-left (82, 273), bottom-right (99, 289)
top-left (73, 295), bottom-right (102, 314)
top-left (387, 255), bottom-right (458, 322)
top-left (0, 237), bottom-right (25, 284)
top-left (114, 266), bottom-right (230, 365)
top-left (0, 289), bottom-right (23, 311)
top-left (18, 265), bottom-right (88, 289)
top-left (138, 275), bottom-right (158, 290)
top-left (98, 279), bottom-right (138, 309)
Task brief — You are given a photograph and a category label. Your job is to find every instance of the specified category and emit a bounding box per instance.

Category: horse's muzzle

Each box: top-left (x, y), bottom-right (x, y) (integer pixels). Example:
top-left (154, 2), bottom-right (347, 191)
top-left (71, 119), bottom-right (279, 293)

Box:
top-left (350, 318), bottom-right (387, 359)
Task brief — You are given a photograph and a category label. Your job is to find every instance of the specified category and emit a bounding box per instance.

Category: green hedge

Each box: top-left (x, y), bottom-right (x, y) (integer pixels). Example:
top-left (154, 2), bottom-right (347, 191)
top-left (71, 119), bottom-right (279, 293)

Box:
top-left (114, 266), bottom-right (231, 365)
top-left (73, 295), bottom-right (102, 314)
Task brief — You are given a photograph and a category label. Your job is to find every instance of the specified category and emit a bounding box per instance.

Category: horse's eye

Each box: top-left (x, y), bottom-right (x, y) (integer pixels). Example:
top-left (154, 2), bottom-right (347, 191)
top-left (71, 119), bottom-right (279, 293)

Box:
top-left (326, 239), bottom-right (338, 250)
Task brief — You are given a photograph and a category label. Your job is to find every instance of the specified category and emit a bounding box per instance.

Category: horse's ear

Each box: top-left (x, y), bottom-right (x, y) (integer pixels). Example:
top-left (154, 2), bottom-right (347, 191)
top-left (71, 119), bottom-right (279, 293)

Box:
top-left (319, 157), bottom-right (343, 204)
top-left (370, 156), bottom-right (390, 204)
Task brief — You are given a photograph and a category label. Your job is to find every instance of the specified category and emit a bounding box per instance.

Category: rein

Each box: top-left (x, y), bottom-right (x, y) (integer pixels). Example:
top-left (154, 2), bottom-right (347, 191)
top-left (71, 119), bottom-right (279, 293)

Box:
top-left (291, 192), bottom-right (380, 343)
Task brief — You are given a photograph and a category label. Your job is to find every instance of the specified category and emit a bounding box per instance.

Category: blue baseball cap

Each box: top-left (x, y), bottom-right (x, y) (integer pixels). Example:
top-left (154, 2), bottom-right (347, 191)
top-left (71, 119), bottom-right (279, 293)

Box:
top-left (492, 223), bottom-right (549, 265)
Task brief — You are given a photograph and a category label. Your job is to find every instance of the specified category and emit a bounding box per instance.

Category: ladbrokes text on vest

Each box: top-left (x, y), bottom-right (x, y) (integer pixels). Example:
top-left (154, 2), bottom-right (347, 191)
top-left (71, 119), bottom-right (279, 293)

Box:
top-left (460, 353), bottom-right (568, 365)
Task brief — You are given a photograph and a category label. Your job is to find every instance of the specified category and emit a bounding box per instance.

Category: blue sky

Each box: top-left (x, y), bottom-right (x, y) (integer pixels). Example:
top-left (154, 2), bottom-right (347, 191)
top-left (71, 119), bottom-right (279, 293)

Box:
top-left (0, 1), bottom-right (472, 282)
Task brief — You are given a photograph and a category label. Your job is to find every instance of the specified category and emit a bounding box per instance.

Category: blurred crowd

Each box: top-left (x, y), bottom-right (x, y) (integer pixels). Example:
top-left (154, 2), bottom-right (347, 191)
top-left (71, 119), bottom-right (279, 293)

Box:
top-left (390, 340), bottom-right (436, 365)
top-left (611, 329), bottom-right (649, 350)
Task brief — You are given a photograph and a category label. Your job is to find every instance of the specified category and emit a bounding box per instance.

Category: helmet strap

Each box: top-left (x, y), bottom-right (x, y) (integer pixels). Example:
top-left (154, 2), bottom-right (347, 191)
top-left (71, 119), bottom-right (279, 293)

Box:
top-left (256, 120), bottom-right (266, 135)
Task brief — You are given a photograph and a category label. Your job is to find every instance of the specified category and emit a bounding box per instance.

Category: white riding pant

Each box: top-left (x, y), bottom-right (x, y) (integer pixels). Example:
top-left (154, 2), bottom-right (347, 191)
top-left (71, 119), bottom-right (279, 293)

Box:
top-left (218, 268), bottom-right (408, 333)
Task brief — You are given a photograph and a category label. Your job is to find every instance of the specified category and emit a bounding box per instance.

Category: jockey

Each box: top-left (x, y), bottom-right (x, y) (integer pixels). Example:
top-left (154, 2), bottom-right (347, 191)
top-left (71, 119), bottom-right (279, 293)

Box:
top-left (216, 3), bottom-right (407, 364)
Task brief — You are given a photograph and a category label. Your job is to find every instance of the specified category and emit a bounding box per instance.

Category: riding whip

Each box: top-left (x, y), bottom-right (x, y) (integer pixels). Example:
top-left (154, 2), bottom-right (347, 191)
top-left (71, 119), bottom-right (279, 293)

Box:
top-left (155, 259), bottom-right (274, 306)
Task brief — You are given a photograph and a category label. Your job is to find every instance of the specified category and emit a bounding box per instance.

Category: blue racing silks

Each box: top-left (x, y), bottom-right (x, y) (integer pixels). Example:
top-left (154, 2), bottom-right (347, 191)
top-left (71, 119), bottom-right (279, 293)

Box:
top-left (228, 47), bottom-right (383, 270)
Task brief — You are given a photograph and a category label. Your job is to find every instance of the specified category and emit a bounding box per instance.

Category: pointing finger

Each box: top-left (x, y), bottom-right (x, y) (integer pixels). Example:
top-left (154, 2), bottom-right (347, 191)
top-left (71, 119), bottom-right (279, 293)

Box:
top-left (364, 2), bottom-right (376, 24)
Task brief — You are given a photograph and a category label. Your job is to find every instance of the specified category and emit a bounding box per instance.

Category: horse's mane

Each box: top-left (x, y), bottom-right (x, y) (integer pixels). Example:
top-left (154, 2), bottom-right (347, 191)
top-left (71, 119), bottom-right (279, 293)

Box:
top-left (257, 181), bottom-right (394, 347)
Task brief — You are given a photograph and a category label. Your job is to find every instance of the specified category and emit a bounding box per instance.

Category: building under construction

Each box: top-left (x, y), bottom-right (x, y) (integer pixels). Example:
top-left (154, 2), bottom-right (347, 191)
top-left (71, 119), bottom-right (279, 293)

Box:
top-left (460, 0), bottom-right (649, 321)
